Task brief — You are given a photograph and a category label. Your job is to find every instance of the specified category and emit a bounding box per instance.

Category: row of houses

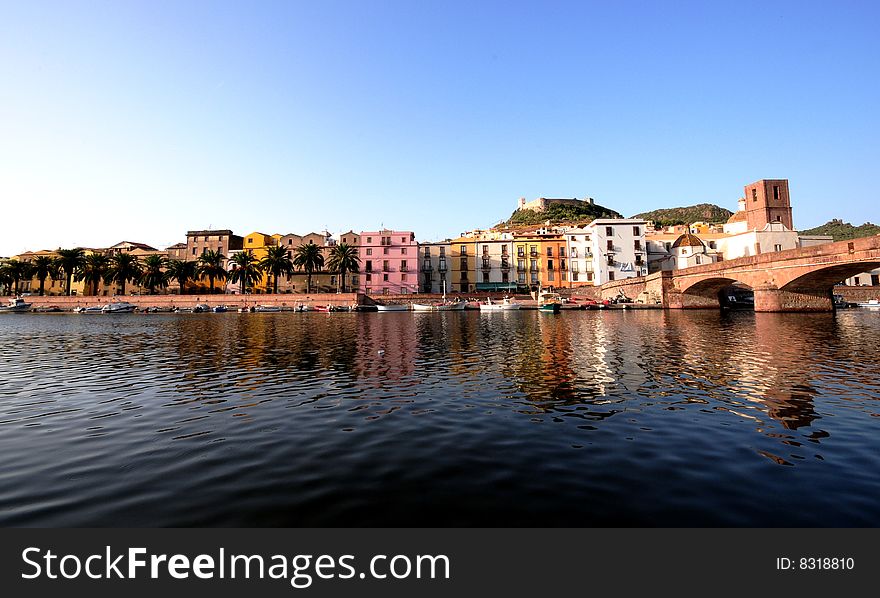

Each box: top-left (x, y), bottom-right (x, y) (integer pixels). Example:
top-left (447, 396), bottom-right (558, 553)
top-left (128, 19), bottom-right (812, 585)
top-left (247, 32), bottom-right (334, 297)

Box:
top-left (5, 179), bottom-right (879, 296)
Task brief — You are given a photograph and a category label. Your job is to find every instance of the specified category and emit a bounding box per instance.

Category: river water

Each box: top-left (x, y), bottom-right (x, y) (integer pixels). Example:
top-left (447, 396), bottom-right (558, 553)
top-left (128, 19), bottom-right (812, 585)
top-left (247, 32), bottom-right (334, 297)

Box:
top-left (1, 309), bottom-right (879, 526)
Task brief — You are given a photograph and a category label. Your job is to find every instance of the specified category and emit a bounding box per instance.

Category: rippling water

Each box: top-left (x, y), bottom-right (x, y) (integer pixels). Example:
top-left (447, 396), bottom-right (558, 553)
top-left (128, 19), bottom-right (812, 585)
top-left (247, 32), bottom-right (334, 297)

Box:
top-left (2, 309), bottom-right (879, 526)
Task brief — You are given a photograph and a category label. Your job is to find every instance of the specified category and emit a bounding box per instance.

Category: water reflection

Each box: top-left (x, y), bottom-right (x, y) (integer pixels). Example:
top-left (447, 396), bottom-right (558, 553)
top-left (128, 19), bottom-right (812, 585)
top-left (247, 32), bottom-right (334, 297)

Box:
top-left (1, 309), bottom-right (879, 526)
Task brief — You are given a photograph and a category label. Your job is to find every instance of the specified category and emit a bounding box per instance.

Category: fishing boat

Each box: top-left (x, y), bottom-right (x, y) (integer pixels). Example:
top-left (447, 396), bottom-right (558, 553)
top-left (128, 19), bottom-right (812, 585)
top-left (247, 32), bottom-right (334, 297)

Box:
top-left (102, 301), bottom-right (137, 313)
top-left (538, 289), bottom-right (562, 313)
top-left (481, 296), bottom-right (521, 311)
top-left (2, 297), bottom-right (32, 312)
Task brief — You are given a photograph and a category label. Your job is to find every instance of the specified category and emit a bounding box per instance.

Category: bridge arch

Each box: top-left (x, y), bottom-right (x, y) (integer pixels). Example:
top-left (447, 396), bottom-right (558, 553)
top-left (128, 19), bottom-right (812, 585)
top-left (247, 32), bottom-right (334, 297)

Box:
top-left (779, 262), bottom-right (880, 291)
top-left (676, 276), bottom-right (754, 309)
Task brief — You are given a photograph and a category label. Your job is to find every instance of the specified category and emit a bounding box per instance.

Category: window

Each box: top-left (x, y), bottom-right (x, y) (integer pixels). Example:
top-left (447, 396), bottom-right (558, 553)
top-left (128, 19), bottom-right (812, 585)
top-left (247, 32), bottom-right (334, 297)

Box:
top-left (192, 248), bottom-right (197, 256)
top-left (773, 185), bottom-right (780, 200)
top-left (366, 260), bottom-right (373, 272)
top-left (460, 271), bottom-right (468, 281)
top-left (607, 255), bottom-right (614, 266)
top-left (587, 272), bottom-right (593, 282)
top-left (423, 247), bottom-right (430, 256)
top-left (633, 226), bottom-right (640, 236)
top-left (609, 271), bottom-right (615, 281)
top-left (422, 259), bottom-right (431, 271)
top-left (518, 272), bottom-right (526, 284)
top-left (460, 257), bottom-right (468, 270)
top-left (401, 237), bottom-right (406, 243)
top-left (695, 256), bottom-right (701, 265)
top-left (560, 259), bottom-right (566, 270)
top-left (548, 270), bottom-right (554, 281)
top-left (530, 245), bottom-right (537, 256)
top-left (606, 226), bottom-right (613, 236)
top-left (547, 259), bottom-right (554, 270)
top-left (400, 260), bottom-right (407, 271)
top-left (482, 272), bottom-right (490, 283)
top-left (774, 244), bottom-right (783, 252)
top-left (365, 287), bottom-right (371, 294)
top-left (366, 237), bottom-right (372, 243)
top-left (204, 236), bottom-right (209, 242)
top-left (530, 272), bottom-right (538, 284)
top-left (517, 246), bottom-right (525, 257)
top-left (546, 247), bottom-right (553, 257)
top-left (383, 260), bottom-right (389, 271)
top-left (401, 274), bottom-right (407, 281)
top-left (530, 259), bottom-right (537, 271)
top-left (854, 277), bottom-right (860, 285)
top-left (502, 272), bottom-right (509, 283)
top-left (634, 240), bottom-right (641, 251)
top-left (572, 261), bottom-right (579, 273)
top-left (460, 244), bottom-right (467, 255)
top-left (517, 259), bottom-right (525, 271)
top-left (383, 273), bottom-right (389, 281)
top-left (384, 247), bottom-right (389, 255)
top-left (483, 245), bottom-right (489, 254)
top-left (248, 238), bottom-right (252, 244)
top-left (400, 287), bottom-right (407, 294)
top-left (607, 240), bottom-right (614, 251)
top-left (752, 189), bottom-right (758, 201)
top-left (401, 247), bottom-right (406, 254)
top-left (559, 247), bottom-right (565, 257)
top-left (571, 247), bottom-right (578, 258)
top-left (366, 248), bottom-right (372, 255)
top-left (439, 247), bottom-right (446, 256)
top-left (709, 241), bottom-right (716, 249)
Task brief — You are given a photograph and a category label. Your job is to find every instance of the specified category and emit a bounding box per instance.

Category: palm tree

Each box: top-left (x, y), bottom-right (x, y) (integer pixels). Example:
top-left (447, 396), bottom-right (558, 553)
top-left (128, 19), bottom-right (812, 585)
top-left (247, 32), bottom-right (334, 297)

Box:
top-left (105, 253), bottom-right (142, 296)
top-left (55, 248), bottom-right (86, 296)
top-left (1, 260), bottom-right (33, 296)
top-left (167, 259), bottom-right (197, 295)
top-left (31, 256), bottom-right (58, 296)
top-left (326, 243), bottom-right (361, 293)
top-left (196, 250), bottom-right (228, 294)
top-left (140, 255), bottom-right (169, 295)
top-left (0, 267), bottom-right (10, 296)
top-left (228, 251), bottom-right (263, 295)
top-left (292, 242), bottom-right (325, 294)
top-left (76, 253), bottom-right (110, 296)
top-left (259, 245), bottom-right (295, 294)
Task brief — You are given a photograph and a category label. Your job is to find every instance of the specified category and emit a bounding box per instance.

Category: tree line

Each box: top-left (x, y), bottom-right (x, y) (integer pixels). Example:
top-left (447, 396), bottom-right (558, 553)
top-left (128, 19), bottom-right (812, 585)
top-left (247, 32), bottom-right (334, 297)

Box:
top-left (0, 242), bottom-right (360, 296)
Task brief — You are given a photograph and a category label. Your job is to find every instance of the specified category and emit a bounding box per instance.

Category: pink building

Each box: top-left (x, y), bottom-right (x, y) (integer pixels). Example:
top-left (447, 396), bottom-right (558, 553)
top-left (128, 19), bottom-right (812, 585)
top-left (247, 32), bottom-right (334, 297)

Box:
top-left (359, 230), bottom-right (418, 295)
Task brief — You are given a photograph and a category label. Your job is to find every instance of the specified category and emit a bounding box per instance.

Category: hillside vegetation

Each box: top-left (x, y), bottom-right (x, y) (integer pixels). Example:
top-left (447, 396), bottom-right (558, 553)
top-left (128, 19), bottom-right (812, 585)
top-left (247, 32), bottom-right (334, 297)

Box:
top-left (800, 219), bottom-right (880, 241)
top-left (631, 203), bottom-right (733, 226)
top-left (504, 201), bottom-right (622, 226)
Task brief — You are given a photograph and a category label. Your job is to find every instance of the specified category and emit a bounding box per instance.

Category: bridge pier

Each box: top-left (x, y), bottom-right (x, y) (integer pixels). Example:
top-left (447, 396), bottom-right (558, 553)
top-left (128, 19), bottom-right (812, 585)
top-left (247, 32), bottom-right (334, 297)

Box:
top-left (753, 285), bottom-right (833, 312)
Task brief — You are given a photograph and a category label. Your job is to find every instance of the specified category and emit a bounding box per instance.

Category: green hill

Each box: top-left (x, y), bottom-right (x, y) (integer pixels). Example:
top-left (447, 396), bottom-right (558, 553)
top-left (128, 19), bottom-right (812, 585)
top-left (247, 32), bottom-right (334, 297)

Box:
top-left (503, 201), bottom-right (622, 227)
top-left (631, 203), bottom-right (733, 226)
top-left (800, 219), bottom-right (880, 241)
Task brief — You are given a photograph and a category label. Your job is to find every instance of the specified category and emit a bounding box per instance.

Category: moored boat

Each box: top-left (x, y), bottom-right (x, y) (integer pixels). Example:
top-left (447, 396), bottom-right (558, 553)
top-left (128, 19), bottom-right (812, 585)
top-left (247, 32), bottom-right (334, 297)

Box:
top-left (101, 301), bottom-right (137, 313)
top-left (538, 289), bottom-right (562, 313)
top-left (481, 297), bottom-right (521, 311)
top-left (212, 305), bottom-right (228, 313)
top-left (376, 303), bottom-right (410, 312)
top-left (856, 299), bottom-right (880, 309)
top-left (254, 305), bottom-right (281, 312)
top-left (2, 297), bottom-right (33, 312)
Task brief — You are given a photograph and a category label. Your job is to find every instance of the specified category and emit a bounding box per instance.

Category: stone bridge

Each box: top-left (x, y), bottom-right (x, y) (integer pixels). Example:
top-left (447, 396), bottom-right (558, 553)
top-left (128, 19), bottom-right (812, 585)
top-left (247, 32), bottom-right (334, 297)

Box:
top-left (600, 234), bottom-right (880, 312)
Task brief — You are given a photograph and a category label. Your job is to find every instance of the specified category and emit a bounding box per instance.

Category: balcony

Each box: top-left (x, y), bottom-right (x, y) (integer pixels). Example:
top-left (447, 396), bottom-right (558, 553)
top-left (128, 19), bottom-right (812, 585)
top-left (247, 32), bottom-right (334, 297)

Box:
top-left (438, 263), bottom-right (448, 273)
top-left (516, 265), bottom-right (525, 272)
top-left (421, 263), bottom-right (432, 272)
top-left (481, 262), bottom-right (490, 271)
top-left (399, 265), bottom-right (408, 272)
top-left (382, 265), bottom-right (391, 272)
top-left (529, 251), bottom-right (538, 258)
top-left (500, 262), bottom-right (510, 271)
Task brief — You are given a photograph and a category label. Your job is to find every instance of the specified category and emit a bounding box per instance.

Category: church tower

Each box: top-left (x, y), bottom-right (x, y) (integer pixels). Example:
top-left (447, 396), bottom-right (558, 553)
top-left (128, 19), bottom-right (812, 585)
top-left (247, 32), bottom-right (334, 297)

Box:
top-left (744, 179), bottom-right (793, 230)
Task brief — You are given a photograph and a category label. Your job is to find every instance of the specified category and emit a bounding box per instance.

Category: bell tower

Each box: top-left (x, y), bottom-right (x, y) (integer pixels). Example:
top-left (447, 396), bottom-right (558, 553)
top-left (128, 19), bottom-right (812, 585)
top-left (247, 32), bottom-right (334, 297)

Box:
top-left (744, 179), bottom-right (793, 230)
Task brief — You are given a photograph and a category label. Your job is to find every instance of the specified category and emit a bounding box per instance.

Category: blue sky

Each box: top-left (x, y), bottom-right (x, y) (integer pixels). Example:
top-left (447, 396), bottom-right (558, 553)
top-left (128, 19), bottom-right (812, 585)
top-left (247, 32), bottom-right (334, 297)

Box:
top-left (1, 0), bottom-right (877, 255)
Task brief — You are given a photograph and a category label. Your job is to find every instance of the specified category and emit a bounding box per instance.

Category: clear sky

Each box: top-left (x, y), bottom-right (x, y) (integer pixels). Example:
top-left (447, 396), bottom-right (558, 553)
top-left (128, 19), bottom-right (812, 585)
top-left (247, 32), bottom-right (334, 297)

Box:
top-left (1, 0), bottom-right (877, 255)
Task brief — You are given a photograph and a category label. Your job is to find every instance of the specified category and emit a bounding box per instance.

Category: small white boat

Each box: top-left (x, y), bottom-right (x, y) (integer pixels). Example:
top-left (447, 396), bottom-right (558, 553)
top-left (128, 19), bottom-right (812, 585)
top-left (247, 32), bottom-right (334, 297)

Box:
top-left (481, 297), bottom-right (521, 311)
top-left (2, 297), bottom-right (32, 312)
top-left (238, 305), bottom-right (255, 313)
top-left (212, 305), bottom-right (228, 313)
top-left (856, 299), bottom-right (880, 309)
top-left (75, 305), bottom-right (104, 314)
top-left (254, 305), bottom-right (281, 312)
top-left (376, 304), bottom-right (411, 312)
top-left (192, 304), bottom-right (210, 313)
top-left (102, 301), bottom-right (137, 313)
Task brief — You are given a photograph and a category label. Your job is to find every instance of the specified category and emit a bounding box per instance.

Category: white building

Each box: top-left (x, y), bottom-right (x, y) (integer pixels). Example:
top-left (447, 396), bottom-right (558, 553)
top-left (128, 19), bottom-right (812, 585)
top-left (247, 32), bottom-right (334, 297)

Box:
top-left (587, 219), bottom-right (648, 284)
top-left (562, 226), bottom-right (595, 285)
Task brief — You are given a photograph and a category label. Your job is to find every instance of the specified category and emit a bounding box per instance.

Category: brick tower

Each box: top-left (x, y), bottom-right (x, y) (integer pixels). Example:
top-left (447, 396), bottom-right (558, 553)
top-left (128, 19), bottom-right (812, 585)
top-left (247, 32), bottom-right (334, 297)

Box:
top-left (743, 179), bottom-right (793, 230)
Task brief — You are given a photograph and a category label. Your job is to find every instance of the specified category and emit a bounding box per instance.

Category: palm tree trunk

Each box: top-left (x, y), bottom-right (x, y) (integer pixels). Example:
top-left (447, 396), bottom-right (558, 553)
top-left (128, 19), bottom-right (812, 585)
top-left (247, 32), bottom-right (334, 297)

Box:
top-left (307, 272), bottom-right (312, 294)
top-left (39, 278), bottom-right (45, 296)
top-left (341, 267), bottom-right (347, 293)
top-left (120, 280), bottom-right (126, 296)
top-left (66, 272), bottom-right (72, 296)
top-left (273, 272), bottom-right (278, 294)
top-left (209, 276), bottom-right (214, 294)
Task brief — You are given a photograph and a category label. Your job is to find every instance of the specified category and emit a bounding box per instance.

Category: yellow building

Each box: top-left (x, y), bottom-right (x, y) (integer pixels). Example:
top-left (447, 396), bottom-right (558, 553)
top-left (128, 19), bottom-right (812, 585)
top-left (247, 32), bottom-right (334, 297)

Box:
top-left (449, 236), bottom-right (477, 293)
top-left (240, 232), bottom-right (278, 292)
